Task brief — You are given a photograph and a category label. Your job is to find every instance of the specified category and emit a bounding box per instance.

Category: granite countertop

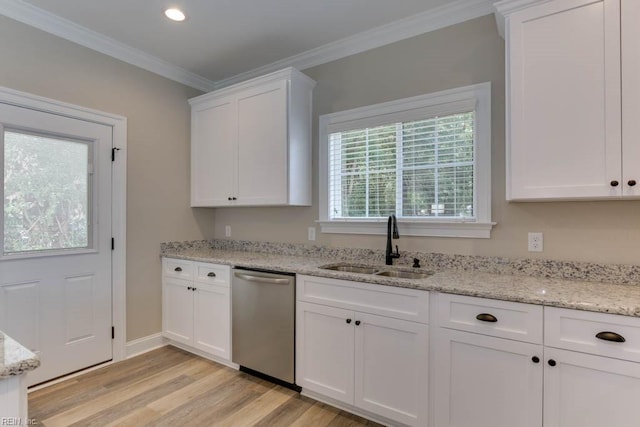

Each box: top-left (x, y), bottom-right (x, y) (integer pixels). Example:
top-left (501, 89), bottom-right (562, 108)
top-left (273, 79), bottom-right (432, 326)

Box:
top-left (0, 331), bottom-right (40, 378)
top-left (161, 246), bottom-right (640, 318)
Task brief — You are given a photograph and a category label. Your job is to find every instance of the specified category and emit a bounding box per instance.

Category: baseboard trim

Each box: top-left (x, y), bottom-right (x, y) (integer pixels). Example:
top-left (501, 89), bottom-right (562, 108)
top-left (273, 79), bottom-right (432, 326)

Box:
top-left (167, 342), bottom-right (239, 370)
top-left (125, 333), bottom-right (168, 358)
top-left (300, 389), bottom-right (401, 427)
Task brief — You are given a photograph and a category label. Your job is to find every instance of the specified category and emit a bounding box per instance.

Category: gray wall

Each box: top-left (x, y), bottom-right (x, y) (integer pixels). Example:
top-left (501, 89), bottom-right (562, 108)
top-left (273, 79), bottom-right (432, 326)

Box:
top-left (2, 13), bottom-right (638, 342)
top-left (0, 16), bottom-right (215, 341)
top-left (212, 15), bottom-right (640, 265)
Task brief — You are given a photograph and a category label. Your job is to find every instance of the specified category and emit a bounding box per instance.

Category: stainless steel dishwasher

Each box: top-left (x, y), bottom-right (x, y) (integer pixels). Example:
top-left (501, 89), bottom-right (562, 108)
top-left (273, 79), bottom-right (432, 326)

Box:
top-left (231, 268), bottom-right (297, 388)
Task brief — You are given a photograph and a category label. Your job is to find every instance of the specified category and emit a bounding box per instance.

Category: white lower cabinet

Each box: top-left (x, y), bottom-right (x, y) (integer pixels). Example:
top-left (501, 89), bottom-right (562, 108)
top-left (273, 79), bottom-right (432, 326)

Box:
top-left (433, 293), bottom-right (543, 427)
top-left (297, 302), bottom-right (354, 402)
top-left (433, 328), bottom-right (542, 427)
top-left (542, 307), bottom-right (640, 427)
top-left (296, 275), bottom-right (429, 427)
top-left (433, 294), bottom-right (640, 427)
top-left (162, 277), bottom-right (195, 345)
top-left (162, 258), bottom-right (231, 362)
top-left (543, 347), bottom-right (640, 427)
top-left (354, 312), bottom-right (429, 426)
top-left (193, 283), bottom-right (231, 359)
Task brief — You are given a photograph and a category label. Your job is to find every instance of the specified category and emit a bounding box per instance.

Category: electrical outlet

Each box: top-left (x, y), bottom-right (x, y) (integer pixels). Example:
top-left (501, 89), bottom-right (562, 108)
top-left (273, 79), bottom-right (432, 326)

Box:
top-left (225, 225), bottom-right (231, 237)
top-left (308, 226), bottom-right (316, 241)
top-left (528, 232), bottom-right (543, 252)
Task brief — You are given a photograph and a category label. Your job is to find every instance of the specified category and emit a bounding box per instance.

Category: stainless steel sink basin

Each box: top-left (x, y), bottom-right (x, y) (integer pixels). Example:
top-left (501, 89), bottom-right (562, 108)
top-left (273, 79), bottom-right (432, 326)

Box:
top-left (320, 263), bottom-right (433, 279)
top-left (375, 270), bottom-right (433, 279)
top-left (320, 264), bottom-right (380, 274)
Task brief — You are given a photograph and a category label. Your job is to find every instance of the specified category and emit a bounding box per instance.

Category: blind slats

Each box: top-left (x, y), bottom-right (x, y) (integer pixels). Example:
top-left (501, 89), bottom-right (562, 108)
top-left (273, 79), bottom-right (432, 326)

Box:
top-left (329, 113), bottom-right (475, 220)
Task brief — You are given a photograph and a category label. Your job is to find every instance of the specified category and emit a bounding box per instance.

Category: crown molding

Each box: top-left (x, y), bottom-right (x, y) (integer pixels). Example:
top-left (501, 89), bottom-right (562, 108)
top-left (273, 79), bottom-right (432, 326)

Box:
top-left (1, 0), bottom-right (495, 93)
top-left (213, 0), bottom-right (495, 89)
top-left (494, 0), bottom-right (551, 37)
top-left (0, 0), bottom-right (217, 92)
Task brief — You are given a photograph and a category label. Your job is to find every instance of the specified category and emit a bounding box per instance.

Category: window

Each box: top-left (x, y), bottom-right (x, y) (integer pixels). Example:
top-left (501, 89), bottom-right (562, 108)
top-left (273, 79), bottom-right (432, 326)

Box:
top-left (3, 130), bottom-right (93, 254)
top-left (319, 83), bottom-right (493, 238)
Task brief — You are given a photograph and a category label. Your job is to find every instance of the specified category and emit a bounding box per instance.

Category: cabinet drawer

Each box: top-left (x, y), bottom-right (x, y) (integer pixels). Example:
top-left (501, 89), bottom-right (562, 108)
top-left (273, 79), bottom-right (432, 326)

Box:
top-left (436, 293), bottom-right (543, 344)
top-left (545, 307), bottom-right (640, 363)
top-left (194, 262), bottom-right (230, 287)
top-left (163, 258), bottom-right (194, 280)
top-left (297, 275), bottom-right (429, 324)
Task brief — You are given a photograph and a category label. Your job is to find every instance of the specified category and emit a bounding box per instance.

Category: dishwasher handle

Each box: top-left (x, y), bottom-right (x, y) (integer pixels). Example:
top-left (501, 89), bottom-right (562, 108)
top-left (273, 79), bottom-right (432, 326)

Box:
top-left (234, 272), bottom-right (291, 285)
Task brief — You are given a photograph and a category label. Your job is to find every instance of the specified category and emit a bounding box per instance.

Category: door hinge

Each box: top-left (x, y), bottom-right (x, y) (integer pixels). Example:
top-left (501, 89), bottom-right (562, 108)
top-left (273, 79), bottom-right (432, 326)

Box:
top-left (111, 326), bottom-right (115, 340)
top-left (111, 238), bottom-right (115, 250)
top-left (112, 147), bottom-right (120, 161)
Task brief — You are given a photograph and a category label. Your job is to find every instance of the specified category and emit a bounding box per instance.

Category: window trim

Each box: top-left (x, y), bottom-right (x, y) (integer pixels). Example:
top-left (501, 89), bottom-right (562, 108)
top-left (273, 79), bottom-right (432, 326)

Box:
top-left (318, 82), bottom-right (494, 238)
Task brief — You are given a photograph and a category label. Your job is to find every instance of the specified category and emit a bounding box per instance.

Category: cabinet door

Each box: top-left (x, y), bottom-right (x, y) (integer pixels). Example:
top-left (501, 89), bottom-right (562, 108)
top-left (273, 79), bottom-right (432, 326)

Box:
top-left (191, 98), bottom-right (236, 206)
top-left (296, 302), bottom-right (354, 403)
top-left (433, 328), bottom-right (543, 427)
top-left (354, 313), bottom-right (429, 427)
top-left (622, 0), bottom-right (640, 197)
top-left (162, 277), bottom-right (194, 345)
top-left (507, 0), bottom-right (621, 200)
top-left (544, 347), bottom-right (640, 427)
top-left (193, 283), bottom-right (230, 360)
top-left (236, 80), bottom-right (288, 205)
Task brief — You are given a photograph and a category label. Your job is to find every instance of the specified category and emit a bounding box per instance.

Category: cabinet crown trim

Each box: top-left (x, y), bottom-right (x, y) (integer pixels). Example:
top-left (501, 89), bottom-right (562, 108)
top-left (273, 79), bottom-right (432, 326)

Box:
top-left (494, 0), bottom-right (556, 37)
top-left (189, 67), bottom-right (315, 106)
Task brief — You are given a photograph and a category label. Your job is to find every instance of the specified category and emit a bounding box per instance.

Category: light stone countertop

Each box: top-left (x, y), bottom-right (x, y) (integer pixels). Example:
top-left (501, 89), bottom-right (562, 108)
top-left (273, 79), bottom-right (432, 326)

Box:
top-left (161, 247), bottom-right (640, 318)
top-left (0, 331), bottom-right (40, 378)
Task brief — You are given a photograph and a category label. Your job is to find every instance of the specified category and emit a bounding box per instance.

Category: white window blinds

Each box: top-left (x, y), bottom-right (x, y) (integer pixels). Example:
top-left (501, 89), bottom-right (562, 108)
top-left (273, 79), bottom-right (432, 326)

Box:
top-left (328, 112), bottom-right (475, 220)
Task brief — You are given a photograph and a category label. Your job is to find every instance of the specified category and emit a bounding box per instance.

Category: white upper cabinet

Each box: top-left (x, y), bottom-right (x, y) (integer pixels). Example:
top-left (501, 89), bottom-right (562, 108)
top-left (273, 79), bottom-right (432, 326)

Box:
top-left (497, 0), bottom-right (640, 200)
top-left (189, 68), bottom-right (315, 207)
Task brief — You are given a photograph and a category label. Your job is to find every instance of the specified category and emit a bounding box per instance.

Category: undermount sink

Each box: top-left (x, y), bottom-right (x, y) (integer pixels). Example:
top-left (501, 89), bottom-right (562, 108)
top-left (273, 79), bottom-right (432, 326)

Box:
top-left (319, 263), bottom-right (433, 279)
top-left (320, 264), bottom-right (380, 274)
top-left (375, 270), bottom-right (433, 279)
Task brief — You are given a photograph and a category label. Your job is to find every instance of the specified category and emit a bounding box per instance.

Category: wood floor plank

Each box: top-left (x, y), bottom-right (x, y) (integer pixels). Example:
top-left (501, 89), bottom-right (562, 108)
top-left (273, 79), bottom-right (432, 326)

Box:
top-left (29, 345), bottom-right (192, 416)
top-left (29, 345), bottom-right (379, 427)
top-left (252, 394), bottom-right (316, 427)
top-left (147, 366), bottom-right (236, 414)
top-left (289, 401), bottom-right (342, 427)
top-left (214, 386), bottom-right (297, 427)
top-left (103, 407), bottom-right (160, 427)
top-left (40, 357), bottom-right (211, 427)
top-left (67, 375), bottom-right (195, 427)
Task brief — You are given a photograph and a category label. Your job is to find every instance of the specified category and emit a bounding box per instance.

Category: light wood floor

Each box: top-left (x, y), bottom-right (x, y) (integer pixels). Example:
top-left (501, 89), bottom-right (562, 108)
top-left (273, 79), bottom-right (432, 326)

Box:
top-left (29, 345), bottom-right (382, 427)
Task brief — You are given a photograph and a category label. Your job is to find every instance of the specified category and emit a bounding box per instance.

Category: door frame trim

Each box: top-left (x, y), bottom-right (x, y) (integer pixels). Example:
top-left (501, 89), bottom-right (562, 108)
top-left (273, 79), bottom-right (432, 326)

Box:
top-left (0, 86), bottom-right (127, 362)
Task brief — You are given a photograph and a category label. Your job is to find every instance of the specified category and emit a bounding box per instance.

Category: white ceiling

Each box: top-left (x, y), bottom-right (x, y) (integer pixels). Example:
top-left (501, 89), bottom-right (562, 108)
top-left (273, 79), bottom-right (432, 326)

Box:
top-left (4, 0), bottom-right (495, 90)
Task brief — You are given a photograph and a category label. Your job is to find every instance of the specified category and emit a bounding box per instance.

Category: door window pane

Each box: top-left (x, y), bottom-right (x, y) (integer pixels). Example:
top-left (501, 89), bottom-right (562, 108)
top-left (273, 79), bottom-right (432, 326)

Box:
top-left (3, 130), bottom-right (91, 254)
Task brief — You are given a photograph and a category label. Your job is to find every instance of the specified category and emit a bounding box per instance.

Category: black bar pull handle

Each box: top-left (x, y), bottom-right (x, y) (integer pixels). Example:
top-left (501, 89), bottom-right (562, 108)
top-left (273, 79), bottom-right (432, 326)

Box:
top-left (596, 331), bottom-right (626, 343)
top-left (476, 313), bottom-right (498, 323)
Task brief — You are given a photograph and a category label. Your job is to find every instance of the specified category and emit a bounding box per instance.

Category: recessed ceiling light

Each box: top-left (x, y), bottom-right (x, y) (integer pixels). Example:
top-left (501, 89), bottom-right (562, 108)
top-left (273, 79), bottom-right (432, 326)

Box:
top-left (164, 8), bottom-right (186, 22)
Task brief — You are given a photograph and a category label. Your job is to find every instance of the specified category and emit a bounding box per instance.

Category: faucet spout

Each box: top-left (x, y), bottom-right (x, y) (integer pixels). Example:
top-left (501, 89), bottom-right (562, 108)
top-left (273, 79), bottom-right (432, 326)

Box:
top-left (385, 214), bottom-right (400, 265)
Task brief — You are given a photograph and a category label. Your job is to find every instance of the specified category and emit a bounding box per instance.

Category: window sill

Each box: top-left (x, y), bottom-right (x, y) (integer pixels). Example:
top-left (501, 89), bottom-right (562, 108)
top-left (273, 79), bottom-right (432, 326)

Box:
top-left (317, 220), bottom-right (495, 238)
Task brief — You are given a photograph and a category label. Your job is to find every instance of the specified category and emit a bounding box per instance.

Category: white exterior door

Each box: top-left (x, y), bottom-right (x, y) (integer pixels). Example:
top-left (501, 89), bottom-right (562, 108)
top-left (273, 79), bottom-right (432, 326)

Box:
top-left (0, 103), bottom-right (113, 386)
